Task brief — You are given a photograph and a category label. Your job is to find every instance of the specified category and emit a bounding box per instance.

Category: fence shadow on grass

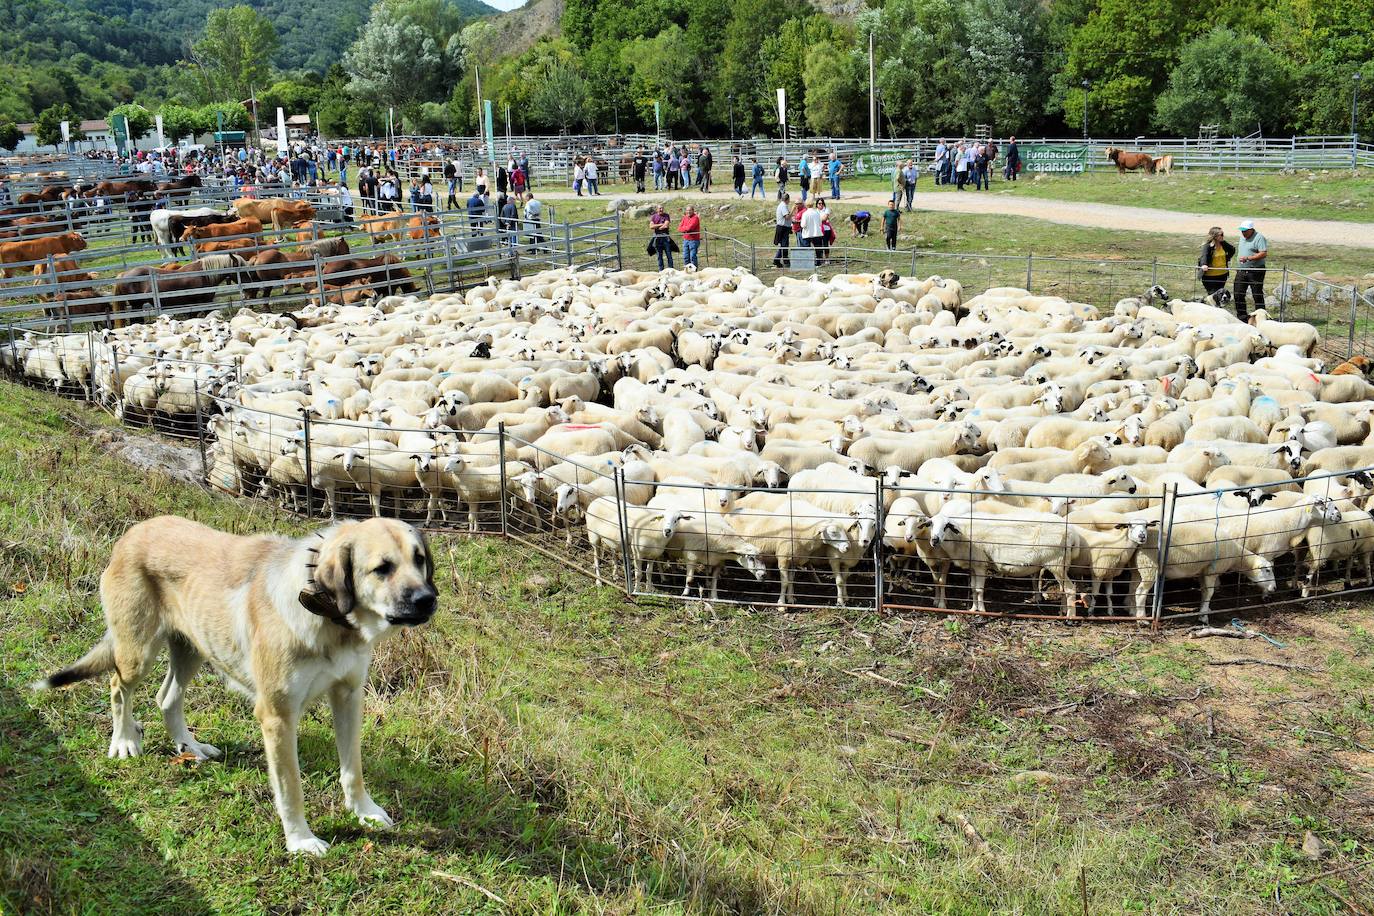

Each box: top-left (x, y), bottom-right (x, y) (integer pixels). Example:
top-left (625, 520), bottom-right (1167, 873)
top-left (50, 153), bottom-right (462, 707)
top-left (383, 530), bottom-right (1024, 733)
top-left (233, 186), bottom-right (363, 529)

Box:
top-left (338, 739), bottom-right (822, 915)
top-left (0, 685), bottom-right (214, 916)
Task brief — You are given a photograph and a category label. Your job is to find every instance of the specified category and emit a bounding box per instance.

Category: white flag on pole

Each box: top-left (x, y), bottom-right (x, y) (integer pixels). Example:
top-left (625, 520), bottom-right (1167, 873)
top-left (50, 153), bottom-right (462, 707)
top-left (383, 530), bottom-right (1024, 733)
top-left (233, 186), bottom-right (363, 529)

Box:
top-left (776, 89), bottom-right (786, 126)
top-left (276, 107), bottom-right (288, 156)
top-left (155, 114), bottom-right (165, 149)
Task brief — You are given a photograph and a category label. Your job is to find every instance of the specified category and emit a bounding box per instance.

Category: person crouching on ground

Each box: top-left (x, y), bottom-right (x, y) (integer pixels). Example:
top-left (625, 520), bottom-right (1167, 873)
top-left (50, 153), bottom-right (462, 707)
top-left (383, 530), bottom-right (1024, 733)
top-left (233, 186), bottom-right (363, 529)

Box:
top-left (849, 210), bottom-right (871, 238)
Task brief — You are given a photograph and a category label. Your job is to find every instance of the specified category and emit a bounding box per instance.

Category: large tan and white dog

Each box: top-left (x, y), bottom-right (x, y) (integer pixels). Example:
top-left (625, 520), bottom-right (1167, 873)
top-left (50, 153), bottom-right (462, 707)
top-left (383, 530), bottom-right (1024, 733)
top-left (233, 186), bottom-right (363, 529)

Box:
top-left (36, 515), bottom-right (439, 855)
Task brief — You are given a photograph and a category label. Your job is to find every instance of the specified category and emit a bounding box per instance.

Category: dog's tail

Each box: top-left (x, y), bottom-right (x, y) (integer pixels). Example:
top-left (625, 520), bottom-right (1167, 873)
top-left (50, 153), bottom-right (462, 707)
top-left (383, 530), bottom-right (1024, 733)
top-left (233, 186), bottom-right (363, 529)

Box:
top-left (32, 636), bottom-right (116, 690)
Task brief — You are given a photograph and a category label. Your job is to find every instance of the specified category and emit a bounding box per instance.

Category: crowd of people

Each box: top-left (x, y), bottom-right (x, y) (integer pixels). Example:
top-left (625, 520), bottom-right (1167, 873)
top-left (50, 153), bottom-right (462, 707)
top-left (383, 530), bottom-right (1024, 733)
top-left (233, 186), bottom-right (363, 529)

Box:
top-left (49, 137), bottom-right (1278, 316)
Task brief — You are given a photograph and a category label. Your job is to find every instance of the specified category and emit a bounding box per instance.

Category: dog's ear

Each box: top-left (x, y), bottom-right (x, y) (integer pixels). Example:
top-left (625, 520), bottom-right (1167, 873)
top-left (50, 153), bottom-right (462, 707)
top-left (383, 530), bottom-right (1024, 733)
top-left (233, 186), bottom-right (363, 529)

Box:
top-left (416, 528), bottom-right (436, 591)
top-left (300, 530), bottom-right (356, 628)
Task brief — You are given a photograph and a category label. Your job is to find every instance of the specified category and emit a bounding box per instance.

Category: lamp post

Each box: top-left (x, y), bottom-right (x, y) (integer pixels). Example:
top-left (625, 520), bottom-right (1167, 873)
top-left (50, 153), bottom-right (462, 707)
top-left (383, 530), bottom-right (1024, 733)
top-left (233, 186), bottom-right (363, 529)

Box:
top-left (1352, 71), bottom-right (1362, 170)
top-left (1081, 79), bottom-right (1090, 141)
top-left (728, 93), bottom-right (735, 141)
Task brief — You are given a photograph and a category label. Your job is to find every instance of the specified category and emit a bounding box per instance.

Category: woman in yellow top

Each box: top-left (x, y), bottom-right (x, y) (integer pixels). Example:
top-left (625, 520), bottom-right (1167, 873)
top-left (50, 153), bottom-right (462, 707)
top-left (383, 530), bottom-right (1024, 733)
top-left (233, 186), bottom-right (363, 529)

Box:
top-left (1197, 226), bottom-right (1235, 304)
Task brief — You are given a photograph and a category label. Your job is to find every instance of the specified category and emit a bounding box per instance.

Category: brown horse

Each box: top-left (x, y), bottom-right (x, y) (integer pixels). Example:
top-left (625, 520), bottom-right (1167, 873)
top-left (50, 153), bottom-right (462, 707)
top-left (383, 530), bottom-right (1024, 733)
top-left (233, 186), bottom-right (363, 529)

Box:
top-left (1105, 147), bottom-right (1155, 174)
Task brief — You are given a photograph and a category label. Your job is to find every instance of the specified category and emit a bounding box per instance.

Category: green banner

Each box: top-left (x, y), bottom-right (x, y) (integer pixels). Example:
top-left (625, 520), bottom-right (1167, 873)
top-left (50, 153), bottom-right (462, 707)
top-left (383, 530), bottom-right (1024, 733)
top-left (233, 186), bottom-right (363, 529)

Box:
top-left (484, 100), bottom-right (495, 163)
top-left (111, 114), bottom-right (128, 156)
top-left (850, 150), bottom-right (917, 177)
top-left (1019, 143), bottom-right (1088, 173)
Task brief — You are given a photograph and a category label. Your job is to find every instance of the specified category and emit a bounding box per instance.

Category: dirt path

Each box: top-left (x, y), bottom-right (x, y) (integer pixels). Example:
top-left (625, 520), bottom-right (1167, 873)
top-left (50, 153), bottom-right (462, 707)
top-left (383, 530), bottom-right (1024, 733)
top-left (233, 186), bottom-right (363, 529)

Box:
top-left (538, 186), bottom-right (1374, 249)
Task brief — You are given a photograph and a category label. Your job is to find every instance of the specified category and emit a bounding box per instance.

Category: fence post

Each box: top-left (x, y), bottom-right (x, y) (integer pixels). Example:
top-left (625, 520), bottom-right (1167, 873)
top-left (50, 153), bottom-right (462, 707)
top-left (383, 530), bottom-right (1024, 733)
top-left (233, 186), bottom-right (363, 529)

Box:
top-left (1150, 483), bottom-right (1178, 628)
top-left (1025, 252), bottom-right (1033, 292)
top-left (443, 232), bottom-right (457, 290)
top-left (750, 242), bottom-right (757, 275)
top-left (1279, 266), bottom-right (1290, 321)
top-left (193, 380), bottom-right (208, 480)
top-left (614, 209), bottom-right (623, 269)
top-left (6, 322), bottom-right (15, 373)
top-left (1151, 257), bottom-right (1158, 286)
top-left (85, 330), bottom-right (96, 403)
top-left (614, 466), bottom-right (634, 594)
top-left (313, 252), bottom-right (327, 309)
top-left (563, 221), bottom-right (574, 268)
top-left (910, 247), bottom-right (917, 278)
top-left (872, 479), bottom-right (885, 613)
top-left (302, 412), bottom-right (315, 518)
top-left (1350, 285), bottom-right (1359, 358)
top-left (150, 267), bottom-right (163, 318)
top-left (109, 346), bottom-right (121, 410)
top-left (497, 422), bottom-right (510, 536)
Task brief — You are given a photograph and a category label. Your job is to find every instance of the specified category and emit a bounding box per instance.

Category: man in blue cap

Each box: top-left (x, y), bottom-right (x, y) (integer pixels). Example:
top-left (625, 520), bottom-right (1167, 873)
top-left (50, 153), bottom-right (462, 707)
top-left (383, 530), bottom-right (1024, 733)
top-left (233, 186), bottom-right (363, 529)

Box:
top-left (1234, 219), bottom-right (1268, 321)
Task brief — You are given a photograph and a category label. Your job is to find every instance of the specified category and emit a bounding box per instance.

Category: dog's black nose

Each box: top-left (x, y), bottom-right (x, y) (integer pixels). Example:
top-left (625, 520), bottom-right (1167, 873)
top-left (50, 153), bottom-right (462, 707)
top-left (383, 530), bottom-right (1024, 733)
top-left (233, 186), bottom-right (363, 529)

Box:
top-left (409, 589), bottom-right (437, 618)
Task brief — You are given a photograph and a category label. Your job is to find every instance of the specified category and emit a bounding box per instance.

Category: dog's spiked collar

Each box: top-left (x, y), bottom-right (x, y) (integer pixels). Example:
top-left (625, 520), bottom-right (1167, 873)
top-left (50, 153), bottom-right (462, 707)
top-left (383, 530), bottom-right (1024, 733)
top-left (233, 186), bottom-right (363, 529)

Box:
top-left (298, 535), bottom-right (357, 630)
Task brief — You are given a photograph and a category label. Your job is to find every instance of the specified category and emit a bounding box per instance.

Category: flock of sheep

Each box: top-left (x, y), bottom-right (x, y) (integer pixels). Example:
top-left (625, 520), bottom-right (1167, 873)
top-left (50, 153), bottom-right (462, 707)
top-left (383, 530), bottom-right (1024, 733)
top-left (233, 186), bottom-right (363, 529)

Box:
top-left (8, 264), bottom-right (1374, 620)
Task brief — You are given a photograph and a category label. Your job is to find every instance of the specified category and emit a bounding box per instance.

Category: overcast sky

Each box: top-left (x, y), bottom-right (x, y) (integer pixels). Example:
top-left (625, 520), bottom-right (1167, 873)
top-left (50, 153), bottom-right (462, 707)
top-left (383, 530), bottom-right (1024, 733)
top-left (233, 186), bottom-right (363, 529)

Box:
top-left (485, 0), bottom-right (525, 10)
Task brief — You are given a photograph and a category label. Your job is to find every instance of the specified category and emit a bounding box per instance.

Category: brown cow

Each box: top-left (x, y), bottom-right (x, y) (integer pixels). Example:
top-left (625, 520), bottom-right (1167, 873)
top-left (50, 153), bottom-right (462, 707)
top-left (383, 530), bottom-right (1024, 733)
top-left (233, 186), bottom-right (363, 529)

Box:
top-left (31, 258), bottom-right (99, 305)
top-left (180, 217), bottom-right (263, 242)
top-left (157, 175), bottom-right (202, 192)
top-left (1105, 147), bottom-right (1155, 174)
top-left (321, 254), bottom-right (417, 298)
top-left (196, 237), bottom-right (258, 255)
top-left (360, 213), bottom-right (405, 243)
top-left (0, 232), bottom-right (88, 278)
top-left (84, 179), bottom-right (156, 198)
top-left (233, 197), bottom-right (316, 230)
top-left (407, 214), bottom-right (440, 241)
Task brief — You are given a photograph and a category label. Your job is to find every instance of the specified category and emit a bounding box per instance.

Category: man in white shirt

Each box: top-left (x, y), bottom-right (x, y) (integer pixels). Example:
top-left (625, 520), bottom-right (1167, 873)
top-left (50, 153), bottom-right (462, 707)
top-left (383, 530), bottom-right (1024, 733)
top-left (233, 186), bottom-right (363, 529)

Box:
top-left (800, 199), bottom-right (825, 247)
top-left (584, 158), bottom-right (599, 195)
top-left (523, 192), bottom-right (545, 250)
top-left (773, 193), bottom-right (792, 267)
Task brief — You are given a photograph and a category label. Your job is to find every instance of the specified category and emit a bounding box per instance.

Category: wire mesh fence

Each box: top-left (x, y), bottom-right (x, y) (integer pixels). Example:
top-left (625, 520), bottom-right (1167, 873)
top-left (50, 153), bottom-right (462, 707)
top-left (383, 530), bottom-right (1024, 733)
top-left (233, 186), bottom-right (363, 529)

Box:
top-left (1, 214), bottom-right (621, 333)
top-left (8, 244), bottom-right (1374, 626)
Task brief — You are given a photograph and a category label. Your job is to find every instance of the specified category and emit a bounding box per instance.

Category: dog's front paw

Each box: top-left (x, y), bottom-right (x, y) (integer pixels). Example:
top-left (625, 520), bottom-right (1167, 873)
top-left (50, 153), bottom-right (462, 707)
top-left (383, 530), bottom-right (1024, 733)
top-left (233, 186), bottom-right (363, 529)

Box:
top-left (108, 726), bottom-right (143, 759)
top-left (177, 738), bottom-right (222, 760)
top-left (286, 833), bottom-right (331, 856)
top-left (349, 797), bottom-right (394, 829)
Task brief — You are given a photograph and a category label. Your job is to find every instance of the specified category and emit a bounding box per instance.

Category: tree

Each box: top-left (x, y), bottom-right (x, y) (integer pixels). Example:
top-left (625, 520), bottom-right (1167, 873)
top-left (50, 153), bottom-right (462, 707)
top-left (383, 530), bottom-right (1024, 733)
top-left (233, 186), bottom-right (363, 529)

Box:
top-left (803, 42), bottom-right (866, 136)
top-left (721, 0), bottom-right (814, 135)
top-left (621, 26), bottom-right (704, 135)
top-left (107, 103), bottom-right (153, 140)
top-left (0, 119), bottom-right (20, 152)
top-left (958, 0), bottom-right (1051, 133)
top-left (1154, 28), bottom-right (1292, 135)
top-left (34, 103), bottom-right (77, 152)
top-left (158, 103), bottom-right (199, 143)
top-left (343, 3), bottom-right (442, 109)
top-left (529, 61), bottom-right (590, 134)
top-left (194, 102), bottom-right (253, 135)
top-left (873, 0), bottom-right (967, 135)
top-left (191, 5), bottom-right (279, 106)
top-left (259, 79), bottom-right (322, 118)
top-left (1057, 0), bottom-right (1200, 135)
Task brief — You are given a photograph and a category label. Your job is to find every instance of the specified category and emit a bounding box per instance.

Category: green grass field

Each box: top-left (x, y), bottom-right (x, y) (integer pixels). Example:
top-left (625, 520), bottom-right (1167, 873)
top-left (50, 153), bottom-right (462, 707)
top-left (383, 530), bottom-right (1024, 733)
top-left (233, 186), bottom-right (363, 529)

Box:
top-left (3, 378), bottom-right (1373, 913)
top-left (550, 195), bottom-right (1374, 287)
top-left (840, 168), bottom-right (1374, 223)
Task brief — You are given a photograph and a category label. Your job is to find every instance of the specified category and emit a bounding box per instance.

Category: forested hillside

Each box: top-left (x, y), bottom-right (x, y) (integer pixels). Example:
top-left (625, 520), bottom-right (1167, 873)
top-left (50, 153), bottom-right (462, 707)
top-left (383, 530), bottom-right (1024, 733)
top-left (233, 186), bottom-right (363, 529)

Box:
top-left (0, 0), bottom-right (494, 123)
top-left (2, 0), bottom-right (1369, 144)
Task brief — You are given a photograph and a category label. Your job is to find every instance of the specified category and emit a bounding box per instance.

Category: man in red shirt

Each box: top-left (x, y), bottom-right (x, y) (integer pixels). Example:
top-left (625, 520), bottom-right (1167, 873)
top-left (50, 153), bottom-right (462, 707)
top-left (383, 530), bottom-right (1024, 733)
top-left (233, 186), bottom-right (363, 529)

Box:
top-left (678, 205), bottom-right (702, 268)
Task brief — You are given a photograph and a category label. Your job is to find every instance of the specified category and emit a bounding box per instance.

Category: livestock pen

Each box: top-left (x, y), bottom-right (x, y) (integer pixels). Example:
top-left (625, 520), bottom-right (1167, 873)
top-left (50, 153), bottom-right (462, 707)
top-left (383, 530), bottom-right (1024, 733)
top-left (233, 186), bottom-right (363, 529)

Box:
top-left (8, 261), bottom-right (1374, 628)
